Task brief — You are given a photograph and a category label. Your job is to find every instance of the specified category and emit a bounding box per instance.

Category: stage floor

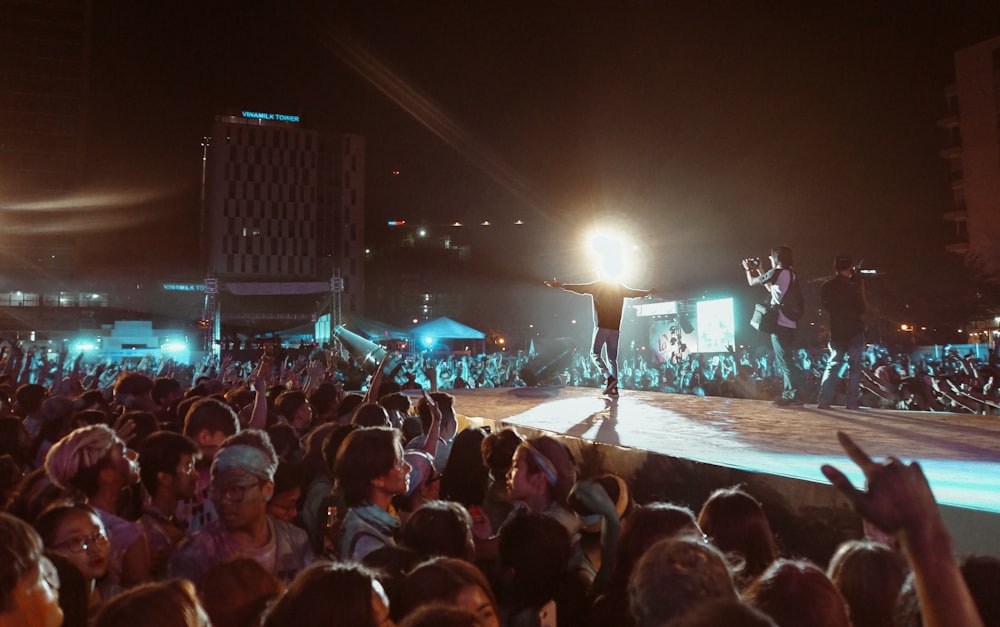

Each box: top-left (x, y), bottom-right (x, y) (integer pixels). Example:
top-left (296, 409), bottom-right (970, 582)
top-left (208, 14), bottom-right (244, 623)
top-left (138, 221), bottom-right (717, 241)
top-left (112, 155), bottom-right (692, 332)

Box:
top-left (443, 386), bottom-right (1000, 515)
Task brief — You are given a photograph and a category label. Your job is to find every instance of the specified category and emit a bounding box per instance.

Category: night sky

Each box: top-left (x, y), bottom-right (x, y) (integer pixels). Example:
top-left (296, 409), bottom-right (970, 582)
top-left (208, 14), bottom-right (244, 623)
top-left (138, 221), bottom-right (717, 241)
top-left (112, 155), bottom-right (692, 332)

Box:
top-left (82, 1), bottom-right (1000, 328)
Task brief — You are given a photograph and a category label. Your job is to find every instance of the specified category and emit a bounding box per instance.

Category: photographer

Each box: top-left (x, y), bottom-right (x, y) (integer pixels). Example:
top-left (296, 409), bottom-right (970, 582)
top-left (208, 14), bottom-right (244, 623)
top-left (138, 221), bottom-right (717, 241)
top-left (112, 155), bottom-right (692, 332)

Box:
top-left (742, 245), bottom-right (803, 407)
top-left (817, 255), bottom-right (867, 410)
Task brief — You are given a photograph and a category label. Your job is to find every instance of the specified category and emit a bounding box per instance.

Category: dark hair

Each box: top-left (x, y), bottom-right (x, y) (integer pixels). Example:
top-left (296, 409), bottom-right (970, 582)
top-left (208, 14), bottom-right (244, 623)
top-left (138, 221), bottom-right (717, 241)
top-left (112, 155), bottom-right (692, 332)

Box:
top-left (0, 512), bottom-right (44, 612)
top-left (394, 557), bottom-right (497, 622)
top-left (122, 411), bottom-right (159, 449)
top-left (151, 377), bottom-right (182, 405)
top-left (47, 551), bottom-right (90, 627)
top-left (183, 397), bottom-right (239, 439)
top-left (400, 500), bottom-right (474, 561)
top-left (609, 502), bottom-right (701, 596)
top-left (743, 559), bottom-right (850, 627)
top-left (416, 392), bottom-right (454, 433)
top-left (697, 486), bottom-right (779, 584)
top-left (275, 390), bottom-right (307, 420)
top-left (197, 557), bottom-right (283, 627)
top-left (352, 402), bottom-right (390, 428)
top-left (262, 562), bottom-right (381, 627)
top-left (378, 392), bottom-right (411, 414)
top-left (33, 501), bottom-right (102, 548)
top-left (628, 537), bottom-right (737, 627)
top-left (397, 604), bottom-right (480, 627)
top-left (480, 427), bottom-right (522, 481)
top-left (826, 540), bottom-right (906, 627)
top-left (498, 512), bottom-right (572, 607)
top-left (15, 383), bottom-right (48, 414)
top-left (138, 432), bottom-right (200, 495)
top-left (440, 427), bottom-right (488, 507)
top-left (95, 579), bottom-right (205, 627)
top-left (322, 424), bottom-right (360, 479)
top-left (960, 554), bottom-right (1000, 627)
top-left (770, 245), bottom-right (794, 267)
top-left (113, 372), bottom-right (154, 398)
top-left (334, 427), bottom-right (401, 507)
top-left (666, 598), bottom-right (777, 627)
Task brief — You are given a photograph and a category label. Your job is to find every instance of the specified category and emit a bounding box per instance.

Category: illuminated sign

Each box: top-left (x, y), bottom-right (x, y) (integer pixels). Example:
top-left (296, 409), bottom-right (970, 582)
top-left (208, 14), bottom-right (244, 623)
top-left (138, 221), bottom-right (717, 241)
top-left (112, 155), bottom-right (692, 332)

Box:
top-left (241, 111), bottom-right (300, 123)
top-left (162, 284), bottom-right (205, 292)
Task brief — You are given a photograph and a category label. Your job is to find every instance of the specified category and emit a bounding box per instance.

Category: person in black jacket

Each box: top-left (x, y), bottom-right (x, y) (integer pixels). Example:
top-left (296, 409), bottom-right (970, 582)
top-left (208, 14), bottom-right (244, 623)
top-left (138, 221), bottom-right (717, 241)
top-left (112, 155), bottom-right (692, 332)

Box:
top-left (544, 278), bottom-right (653, 395)
top-left (817, 255), bottom-right (867, 410)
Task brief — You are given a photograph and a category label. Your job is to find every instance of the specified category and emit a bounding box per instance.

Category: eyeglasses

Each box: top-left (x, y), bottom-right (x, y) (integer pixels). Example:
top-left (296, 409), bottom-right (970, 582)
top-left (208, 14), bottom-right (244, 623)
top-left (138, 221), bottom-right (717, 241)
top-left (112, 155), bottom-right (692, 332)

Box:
top-left (54, 529), bottom-right (109, 554)
top-left (211, 480), bottom-right (265, 503)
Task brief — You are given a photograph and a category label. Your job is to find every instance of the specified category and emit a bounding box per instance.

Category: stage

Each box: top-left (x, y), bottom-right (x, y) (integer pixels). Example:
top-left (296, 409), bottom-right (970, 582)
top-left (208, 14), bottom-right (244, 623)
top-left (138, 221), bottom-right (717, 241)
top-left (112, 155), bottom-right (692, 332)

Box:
top-left (440, 386), bottom-right (1000, 561)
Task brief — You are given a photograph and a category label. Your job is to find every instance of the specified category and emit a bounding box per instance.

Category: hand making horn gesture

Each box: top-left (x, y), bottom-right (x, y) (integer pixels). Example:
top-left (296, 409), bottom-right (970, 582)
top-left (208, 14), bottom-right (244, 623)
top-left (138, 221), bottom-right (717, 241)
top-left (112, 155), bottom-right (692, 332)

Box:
top-left (820, 431), bottom-right (985, 627)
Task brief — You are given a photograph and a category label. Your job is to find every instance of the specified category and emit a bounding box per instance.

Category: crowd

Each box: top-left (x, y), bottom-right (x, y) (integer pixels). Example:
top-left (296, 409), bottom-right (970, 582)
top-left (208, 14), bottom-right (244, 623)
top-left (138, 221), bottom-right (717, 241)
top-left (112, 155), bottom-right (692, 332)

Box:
top-left (0, 339), bottom-right (997, 627)
top-left (386, 340), bottom-right (1000, 415)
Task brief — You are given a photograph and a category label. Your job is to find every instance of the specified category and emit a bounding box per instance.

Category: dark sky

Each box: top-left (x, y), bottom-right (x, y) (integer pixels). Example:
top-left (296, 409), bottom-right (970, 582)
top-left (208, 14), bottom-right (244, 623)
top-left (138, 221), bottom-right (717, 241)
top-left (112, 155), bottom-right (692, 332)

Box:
top-left (84, 1), bottom-right (1000, 309)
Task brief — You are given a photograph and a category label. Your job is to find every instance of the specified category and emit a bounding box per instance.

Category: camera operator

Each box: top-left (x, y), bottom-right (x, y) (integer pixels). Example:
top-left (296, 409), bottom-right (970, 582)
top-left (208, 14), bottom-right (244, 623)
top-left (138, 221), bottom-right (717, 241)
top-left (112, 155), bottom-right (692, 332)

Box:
top-left (742, 245), bottom-right (803, 407)
top-left (816, 255), bottom-right (867, 410)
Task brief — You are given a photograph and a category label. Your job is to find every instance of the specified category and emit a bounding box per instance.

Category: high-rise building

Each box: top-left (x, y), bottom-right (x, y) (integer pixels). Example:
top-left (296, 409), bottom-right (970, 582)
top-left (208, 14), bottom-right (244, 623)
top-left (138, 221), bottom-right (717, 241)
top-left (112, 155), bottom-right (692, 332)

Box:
top-left (203, 110), bottom-right (365, 316)
top-left (939, 35), bottom-right (1000, 276)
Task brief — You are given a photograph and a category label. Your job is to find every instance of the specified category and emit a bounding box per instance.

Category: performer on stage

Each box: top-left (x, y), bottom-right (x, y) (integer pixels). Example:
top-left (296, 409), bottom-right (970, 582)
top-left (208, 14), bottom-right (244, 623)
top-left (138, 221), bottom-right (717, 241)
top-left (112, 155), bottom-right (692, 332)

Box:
top-left (817, 255), bottom-right (867, 410)
top-left (544, 278), bottom-right (654, 395)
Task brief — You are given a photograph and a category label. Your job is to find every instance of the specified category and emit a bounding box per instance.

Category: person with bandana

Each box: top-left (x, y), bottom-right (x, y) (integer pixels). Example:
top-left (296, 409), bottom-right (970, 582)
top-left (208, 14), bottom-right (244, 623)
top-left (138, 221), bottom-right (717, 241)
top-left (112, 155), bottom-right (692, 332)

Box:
top-left (167, 429), bottom-right (312, 584)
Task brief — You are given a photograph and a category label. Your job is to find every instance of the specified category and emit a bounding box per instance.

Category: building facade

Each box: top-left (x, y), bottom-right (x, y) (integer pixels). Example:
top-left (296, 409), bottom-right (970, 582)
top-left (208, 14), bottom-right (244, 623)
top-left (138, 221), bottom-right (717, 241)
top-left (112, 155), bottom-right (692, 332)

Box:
top-left (940, 35), bottom-right (1000, 276)
top-left (203, 111), bottom-right (365, 316)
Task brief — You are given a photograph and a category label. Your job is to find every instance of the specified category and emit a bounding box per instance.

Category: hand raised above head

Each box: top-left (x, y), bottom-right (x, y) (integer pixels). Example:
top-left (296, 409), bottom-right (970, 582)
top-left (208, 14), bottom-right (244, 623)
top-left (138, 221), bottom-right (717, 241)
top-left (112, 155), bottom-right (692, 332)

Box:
top-left (821, 431), bottom-right (942, 536)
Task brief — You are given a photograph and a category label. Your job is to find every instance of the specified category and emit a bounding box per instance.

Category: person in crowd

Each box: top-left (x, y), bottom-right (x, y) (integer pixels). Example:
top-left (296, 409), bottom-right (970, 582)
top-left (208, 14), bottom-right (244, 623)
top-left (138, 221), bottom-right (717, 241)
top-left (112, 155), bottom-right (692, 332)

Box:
top-left (440, 427), bottom-right (489, 512)
top-left (301, 424), bottom-right (357, 554)
top-left (663, 599), bottom-right (777, 627)
top-left (393, 557), bottom-right (500, 627)
top-left (743, 558), bottom-right (851, 627)
top-left (544, 272), bottom-right (654, 396)
top-left (817, 255), bottom-right (867, 410)
top-left (628, 536), bottom-right (738, 627)
top-left (399, 500), bottom-right (475, 562)
top-left (266, 459), bottom-right (306, 524)
top-left (334, 426), bottom-right (411, 560)
top-left (826, 539), bottom-right (907, 627)
top-left (93, 579), bottom-right (210, 627)
top-left (274, 390), bottom-right (314, 436)
top-left (0, 511), bottom-right (63, 627)
top-left (496, 512), bottom-right (588, 627)
top-left (590, 502), bottom-right (702, 627)
top-left (196, 557), bottom-right (283, 627)
top-left (137, 432), bottom-right (200, 577)
top-left (34, 502), bottom-right (110, 618)
top-left (353, 402), bottom-right (392, 428)
top-left (501, 435), bottom-right (590, 580)
top-left (408, 391), bottom-right (451, 471)
top-left (167, 429), bottom-right (312, 584)
top-left (44, 424), bottom-right (151, 592)
top-left (696, 486), bottom-right (779, 589)
top-left (45, 553), bottom-right (89, 627)
top-left (743, 245), bottom-right (803, 406)
top-left (112, 373), bottom-right (157, 413)
top-left (821, 430), bottom-right (986, 627)
top-left (393, 450), bottom-right (440, 518)
top-left (178, 397), bottom-right (240, 533)
top-left (480, 427), bottom-right (522, 532)
top-left (15, 382), bottom-right (48, 439)
top-left (397, 604), bottom-right (481, 627)
top-left (261, 562), bottom-right (394, 627)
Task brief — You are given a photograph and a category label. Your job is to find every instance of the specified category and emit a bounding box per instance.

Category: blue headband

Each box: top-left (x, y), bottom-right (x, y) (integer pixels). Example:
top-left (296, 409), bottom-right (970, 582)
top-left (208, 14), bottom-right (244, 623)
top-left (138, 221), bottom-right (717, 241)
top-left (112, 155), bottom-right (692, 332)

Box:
top-left (212, 444), bottom-right (277, 482)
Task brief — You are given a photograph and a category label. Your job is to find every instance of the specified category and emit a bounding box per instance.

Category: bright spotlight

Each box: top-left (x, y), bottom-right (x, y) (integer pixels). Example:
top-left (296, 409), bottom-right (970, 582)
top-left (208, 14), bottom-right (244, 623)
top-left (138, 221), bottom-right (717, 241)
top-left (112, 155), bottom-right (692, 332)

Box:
top-left (585, 227), bottom-right (630, 280)
top-left (162, 341), bottom-right (188, 353)
top-left (421, 336), bottom-right (435, 348)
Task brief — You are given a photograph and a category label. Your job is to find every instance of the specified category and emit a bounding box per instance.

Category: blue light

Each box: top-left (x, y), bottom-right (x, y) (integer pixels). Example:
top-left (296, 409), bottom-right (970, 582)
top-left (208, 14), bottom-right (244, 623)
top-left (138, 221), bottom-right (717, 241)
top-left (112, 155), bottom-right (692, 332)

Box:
top-left (421, 336), bottom-right (435, 348)
top-left (240, 111), bottom-right (300, 123)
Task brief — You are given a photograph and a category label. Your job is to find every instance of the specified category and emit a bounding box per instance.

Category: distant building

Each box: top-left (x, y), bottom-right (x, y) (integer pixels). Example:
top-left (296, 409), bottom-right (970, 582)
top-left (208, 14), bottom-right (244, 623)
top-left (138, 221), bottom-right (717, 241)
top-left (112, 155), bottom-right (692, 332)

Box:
top-left (202, 111), bottom-right (366, 315)
top-left (939, 35), bottom-right (1000, 275)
